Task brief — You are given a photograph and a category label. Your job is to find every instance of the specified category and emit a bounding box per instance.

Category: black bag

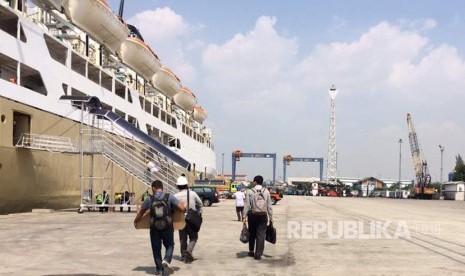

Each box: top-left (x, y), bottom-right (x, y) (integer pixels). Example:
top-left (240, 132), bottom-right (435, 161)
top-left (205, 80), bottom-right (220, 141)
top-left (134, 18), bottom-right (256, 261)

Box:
top-left (185, 189), bottom-right (202, 232)
top-left (240, 224), bottom-right (249, 243)
top-left (265, 221), bottom-right (276, 244)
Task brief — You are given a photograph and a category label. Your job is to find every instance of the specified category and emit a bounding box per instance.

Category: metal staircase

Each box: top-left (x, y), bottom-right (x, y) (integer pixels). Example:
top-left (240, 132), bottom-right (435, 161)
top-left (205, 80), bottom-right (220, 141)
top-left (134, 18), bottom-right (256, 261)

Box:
top-left (81, 112), bottom-right (186, 195)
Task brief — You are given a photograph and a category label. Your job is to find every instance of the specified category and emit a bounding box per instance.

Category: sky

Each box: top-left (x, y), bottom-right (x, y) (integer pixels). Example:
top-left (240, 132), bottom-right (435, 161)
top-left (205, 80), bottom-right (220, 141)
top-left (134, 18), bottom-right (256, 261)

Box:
top-left (107, 0), bottom-right (465, 183)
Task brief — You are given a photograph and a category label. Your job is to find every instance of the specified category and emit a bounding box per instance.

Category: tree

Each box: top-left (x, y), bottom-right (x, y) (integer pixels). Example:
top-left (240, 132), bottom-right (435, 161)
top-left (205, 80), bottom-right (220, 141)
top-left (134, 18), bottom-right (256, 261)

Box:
top-left (452, 154), bottom-right (465, 181)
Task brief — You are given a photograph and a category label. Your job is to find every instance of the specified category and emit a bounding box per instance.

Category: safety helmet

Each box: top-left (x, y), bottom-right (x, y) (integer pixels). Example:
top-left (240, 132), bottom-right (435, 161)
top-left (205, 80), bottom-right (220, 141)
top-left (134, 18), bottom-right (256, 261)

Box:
top-left (176, 176), bottom-right (188, 186)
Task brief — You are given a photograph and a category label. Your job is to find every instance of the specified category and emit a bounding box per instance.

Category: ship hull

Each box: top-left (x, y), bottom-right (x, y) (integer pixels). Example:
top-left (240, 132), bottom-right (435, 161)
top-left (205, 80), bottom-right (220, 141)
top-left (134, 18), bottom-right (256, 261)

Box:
top-left (0, 97), bottom-right (147, 214)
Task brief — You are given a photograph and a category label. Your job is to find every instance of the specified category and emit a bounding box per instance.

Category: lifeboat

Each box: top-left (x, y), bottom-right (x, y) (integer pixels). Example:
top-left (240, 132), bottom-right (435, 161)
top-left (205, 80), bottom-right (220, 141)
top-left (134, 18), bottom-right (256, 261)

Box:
top-left (151, 66), bottom-right (181, 99)
top-left (63, 0), bottom-right (129, 53)
top-left (173, 86), bottom-right (197, 112)
top-left (193, 106), bottom-right (207, 123)
top-left (118, 37), bottom-right (161, 81)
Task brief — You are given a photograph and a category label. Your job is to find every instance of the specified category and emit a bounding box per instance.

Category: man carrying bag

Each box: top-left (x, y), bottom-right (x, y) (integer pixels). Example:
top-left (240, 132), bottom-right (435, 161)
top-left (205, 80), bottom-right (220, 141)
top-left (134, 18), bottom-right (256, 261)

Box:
top-left (174, 175), bottom-right (202, 263)
top-left (242, 175), bottom-right (273, 260)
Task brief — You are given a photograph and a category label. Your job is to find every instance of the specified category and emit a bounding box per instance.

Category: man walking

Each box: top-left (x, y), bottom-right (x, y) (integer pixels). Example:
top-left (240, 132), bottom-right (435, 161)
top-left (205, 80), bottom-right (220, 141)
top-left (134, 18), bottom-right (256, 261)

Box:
top-left (174, 175), bottom-right (202, 263)
top-left (242, 175), bottom-right (273, 260)
top-left (232, 188), bottom-right (245, 221)
top-left (134, 180), bottom-right (185, 275)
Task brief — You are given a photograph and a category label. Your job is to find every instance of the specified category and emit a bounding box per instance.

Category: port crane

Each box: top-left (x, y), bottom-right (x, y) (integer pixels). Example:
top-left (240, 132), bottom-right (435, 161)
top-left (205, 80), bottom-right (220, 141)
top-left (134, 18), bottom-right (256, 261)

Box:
top-left (231, 150), bottom-right (276, 184)
top-left (407, 113), bottom-right (435, 199)
top-left (283, 154), bottom-right (324, 183)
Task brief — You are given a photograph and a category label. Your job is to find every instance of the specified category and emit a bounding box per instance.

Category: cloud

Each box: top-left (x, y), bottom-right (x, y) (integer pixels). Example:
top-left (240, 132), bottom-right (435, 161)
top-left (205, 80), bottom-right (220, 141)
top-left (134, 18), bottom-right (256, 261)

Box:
top-left (125, 7), bottom-right (465, 181)
top-left (202, 16), bottom-right (299, 103)
top-left (200, 18), bottom-right (465, 180)
top-left (127, 7), bottom-right (196, 83)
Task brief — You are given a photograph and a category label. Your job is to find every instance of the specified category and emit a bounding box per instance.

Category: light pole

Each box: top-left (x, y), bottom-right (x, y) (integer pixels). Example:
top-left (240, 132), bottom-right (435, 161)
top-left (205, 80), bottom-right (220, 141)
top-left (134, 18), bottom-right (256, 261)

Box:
top-left (221, 153), bottom-right (225, 177)
top-left (398, 139), bottom-right (402, 198)
top-left (439, 145), bottom-right (445, 198)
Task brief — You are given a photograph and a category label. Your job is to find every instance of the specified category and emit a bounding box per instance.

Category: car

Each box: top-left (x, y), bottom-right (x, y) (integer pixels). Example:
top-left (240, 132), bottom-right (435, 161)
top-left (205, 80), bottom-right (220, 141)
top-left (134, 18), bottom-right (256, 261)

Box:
top-left (218, 190), bottom-right (232, 199)
top-left (191, 186), bottom-right (220, 206)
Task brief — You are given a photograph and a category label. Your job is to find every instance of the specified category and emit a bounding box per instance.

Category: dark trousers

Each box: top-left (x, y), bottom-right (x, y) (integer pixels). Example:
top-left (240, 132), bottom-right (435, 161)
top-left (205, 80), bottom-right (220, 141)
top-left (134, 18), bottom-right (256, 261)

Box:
top-left (179, 223), bottom-right (198, 257)
top-left (236, 206), bottom-right (244, 221)
top-left (247, 214), bottom-right (268, 257)
top-left (150, 227), bottom-right (174, 272)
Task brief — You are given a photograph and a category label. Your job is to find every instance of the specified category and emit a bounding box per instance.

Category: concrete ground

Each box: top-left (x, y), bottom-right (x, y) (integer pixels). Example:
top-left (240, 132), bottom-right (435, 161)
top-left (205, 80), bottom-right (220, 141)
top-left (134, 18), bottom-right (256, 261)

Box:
top-left (1, 196), bottom-right (465, 276)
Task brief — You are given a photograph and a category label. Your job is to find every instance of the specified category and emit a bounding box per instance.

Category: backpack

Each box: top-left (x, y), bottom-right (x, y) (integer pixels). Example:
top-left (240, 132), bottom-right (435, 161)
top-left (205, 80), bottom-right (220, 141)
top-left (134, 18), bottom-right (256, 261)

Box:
top-left (251, 188), bottom-right (268, 216)
top-left (150, 193), bottom-right (172, 230)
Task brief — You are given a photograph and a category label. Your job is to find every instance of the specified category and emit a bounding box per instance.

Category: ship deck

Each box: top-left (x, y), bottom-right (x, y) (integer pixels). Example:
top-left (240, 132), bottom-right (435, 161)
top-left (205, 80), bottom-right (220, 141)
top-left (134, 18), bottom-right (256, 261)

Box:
top-left (1, 196), bottom-right (464, 275)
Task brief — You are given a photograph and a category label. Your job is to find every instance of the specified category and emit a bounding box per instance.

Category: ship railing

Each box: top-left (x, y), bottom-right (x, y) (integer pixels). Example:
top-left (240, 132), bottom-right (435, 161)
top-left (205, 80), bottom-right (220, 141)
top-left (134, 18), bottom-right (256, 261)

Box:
top-left (15, 133), bottom-right (78, 153)
top-left (80, 115), bottom-right (185, 195)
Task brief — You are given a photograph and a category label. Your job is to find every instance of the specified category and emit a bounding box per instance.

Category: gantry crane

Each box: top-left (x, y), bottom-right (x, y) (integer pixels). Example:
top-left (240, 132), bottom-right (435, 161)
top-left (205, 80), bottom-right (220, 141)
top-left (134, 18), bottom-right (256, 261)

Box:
top-left (407, 113), bottom-right (435, 199)
top-left (231, 150), bottom-right (276, 184)
top-left (283, 154), bottom-right (324, 183)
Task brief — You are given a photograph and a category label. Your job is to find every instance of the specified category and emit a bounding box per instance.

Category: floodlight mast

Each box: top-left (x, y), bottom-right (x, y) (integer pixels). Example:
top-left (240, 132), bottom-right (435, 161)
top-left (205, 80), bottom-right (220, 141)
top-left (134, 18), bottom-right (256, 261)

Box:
top-left (327, 85), bottom-right (338, 185)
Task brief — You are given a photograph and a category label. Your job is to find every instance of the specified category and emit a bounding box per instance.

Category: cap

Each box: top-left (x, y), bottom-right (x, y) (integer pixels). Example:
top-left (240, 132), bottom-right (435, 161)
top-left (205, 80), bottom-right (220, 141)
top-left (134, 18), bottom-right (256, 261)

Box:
top-left (176, 176), bottom-right (188, 186)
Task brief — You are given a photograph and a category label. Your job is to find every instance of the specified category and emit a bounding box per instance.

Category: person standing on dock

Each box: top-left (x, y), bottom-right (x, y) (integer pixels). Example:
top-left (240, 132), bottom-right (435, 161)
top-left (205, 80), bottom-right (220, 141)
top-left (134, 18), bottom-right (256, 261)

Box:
top-left (242, 175), bottom-right (273, 260)
top-left (134, 180), bottom-right (186, 275)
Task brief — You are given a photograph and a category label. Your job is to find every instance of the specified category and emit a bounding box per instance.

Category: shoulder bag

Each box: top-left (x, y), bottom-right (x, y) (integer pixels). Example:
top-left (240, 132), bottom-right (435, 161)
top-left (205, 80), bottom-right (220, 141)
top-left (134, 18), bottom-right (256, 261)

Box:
top-left (185, 188), bottom-right (203, 232)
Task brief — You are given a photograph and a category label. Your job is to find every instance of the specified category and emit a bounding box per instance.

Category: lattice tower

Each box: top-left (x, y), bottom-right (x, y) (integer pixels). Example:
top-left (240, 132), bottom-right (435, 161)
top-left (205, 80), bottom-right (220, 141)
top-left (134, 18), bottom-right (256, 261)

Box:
top-left (327, 86), bottom-right (338, 184)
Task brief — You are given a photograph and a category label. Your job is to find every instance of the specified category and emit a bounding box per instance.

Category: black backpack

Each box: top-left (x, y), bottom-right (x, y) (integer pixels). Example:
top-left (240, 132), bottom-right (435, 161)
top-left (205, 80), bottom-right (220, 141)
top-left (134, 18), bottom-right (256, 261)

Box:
top-left (150, 193), bottom-right (172, 230)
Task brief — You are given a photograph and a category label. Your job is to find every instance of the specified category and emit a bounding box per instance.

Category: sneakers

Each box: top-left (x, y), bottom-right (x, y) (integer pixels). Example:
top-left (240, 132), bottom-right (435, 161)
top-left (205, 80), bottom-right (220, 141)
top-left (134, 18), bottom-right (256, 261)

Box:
top-left (185, 251), bottom-right (194, 263)
top-left (162, 260), bottom-right (174, 275)
top-left (247, 251), bottom-right (254, 257)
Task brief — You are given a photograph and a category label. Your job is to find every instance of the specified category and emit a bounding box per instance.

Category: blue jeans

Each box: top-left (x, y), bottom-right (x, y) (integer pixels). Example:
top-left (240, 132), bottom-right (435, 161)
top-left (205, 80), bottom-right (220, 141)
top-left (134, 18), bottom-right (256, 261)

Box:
top-left (150, 226), bottom-right (175, 272)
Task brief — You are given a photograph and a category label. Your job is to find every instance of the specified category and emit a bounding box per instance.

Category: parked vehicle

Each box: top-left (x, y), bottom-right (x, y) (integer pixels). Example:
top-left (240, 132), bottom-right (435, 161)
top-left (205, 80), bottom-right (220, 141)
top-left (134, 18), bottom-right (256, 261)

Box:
top-left (191, 186), bottom-right (220, 206)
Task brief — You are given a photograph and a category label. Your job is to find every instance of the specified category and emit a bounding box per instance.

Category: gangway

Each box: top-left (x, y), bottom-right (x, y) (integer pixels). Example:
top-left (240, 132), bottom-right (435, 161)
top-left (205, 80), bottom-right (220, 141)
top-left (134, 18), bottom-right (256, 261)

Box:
top-left (283, 154), bottom-right (324, 183)
top-left (231, 150), bottom-right (276, 184)
top-left (60, 96), bottom-right (191, 212)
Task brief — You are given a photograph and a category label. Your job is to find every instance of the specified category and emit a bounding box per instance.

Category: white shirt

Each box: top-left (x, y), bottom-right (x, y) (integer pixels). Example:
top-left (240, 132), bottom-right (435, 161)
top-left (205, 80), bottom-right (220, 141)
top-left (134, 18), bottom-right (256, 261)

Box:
top-left (233, 191), bottom-right (245, 207)
top-left (147, 161), bottom-right (158, 172)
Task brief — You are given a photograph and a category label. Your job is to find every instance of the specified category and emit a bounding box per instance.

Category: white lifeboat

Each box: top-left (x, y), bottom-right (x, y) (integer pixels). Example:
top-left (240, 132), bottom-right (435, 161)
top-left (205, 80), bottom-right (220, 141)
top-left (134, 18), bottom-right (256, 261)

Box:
top-left (174, 86), bottom-right (197, 112)
top-left (118, 37), bottom-right (161, 81)
top-left (152, 66), bottom-right (181, 99)
top-left (193, 106), bottom-right (207, 123)
top-left (63, 0), bottom-right (129, 53)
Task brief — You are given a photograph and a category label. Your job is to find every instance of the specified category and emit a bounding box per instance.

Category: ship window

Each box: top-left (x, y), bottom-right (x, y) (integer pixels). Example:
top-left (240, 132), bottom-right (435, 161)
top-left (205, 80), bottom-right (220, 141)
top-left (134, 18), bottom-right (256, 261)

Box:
top-left (171, 117), bottom-right (177, 128)
top-left (102, 72), bottom-right (113, 92)
top-left (101, 102), bottom-right (112, 111)
top-left (62, 83), bottom-right (68, 95)
top-left (0, 7), bottom-right (26, 42)
top-left (168, 138), bottom-right (181, 149)
top-left (153, 106), bottom-right (159, 118)
top-left (44, 35), bottom-right (67, 65)
top-left (20, 63), bottom-right (47, 95)
top-left (71, 87), bottom-right (86, 97)
top-left (13, 111), bottom-right (30, 146)
top-left (143, 99), bottom-right (151, 114)
top-left (114, 108), bottom-right (125, 120)
top-left (71, 52), bottom-right (86, 77)
top-left (88, 63), bottom-right (100, 85)
top-left (115, 86), bottom-right (125, 100)
top-left (127, 90), bottom-right (133, 103)
top-left (128, 115), bottom-right (138, 127)
top-left (0, 52), bottom-right (18, 82)
top-left (160, 110), bottom-right (166, 123)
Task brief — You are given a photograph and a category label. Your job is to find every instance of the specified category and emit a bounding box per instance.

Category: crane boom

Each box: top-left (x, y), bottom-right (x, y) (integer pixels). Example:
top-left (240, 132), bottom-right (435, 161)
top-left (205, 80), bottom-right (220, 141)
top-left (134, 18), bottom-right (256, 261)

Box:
top-left (407, 113), bottom-right (423, 180)
top-left (406, 113), bottom-right (434, 199)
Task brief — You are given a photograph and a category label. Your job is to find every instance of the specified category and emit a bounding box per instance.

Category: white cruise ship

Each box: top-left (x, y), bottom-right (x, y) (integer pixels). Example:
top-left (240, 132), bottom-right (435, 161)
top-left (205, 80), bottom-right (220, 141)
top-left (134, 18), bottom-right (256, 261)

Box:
top-left (0, 0), bottom-right (217, 214)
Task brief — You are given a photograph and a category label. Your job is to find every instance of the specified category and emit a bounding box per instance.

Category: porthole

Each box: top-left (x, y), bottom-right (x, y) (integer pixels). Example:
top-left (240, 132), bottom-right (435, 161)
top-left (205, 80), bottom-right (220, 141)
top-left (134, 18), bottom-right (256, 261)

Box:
top-left (1, 115), bottom-right (5, 123)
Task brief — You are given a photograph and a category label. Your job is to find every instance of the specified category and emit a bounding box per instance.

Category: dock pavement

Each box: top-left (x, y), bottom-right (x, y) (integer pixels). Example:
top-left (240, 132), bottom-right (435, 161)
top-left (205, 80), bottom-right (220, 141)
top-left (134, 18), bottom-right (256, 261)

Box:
top-left (1, 196), bottom-right (465, 276)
